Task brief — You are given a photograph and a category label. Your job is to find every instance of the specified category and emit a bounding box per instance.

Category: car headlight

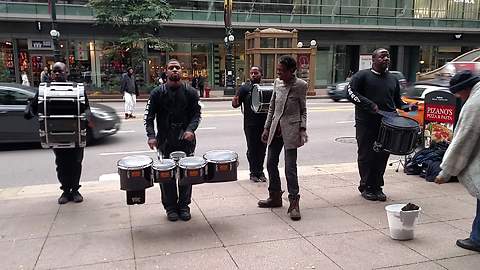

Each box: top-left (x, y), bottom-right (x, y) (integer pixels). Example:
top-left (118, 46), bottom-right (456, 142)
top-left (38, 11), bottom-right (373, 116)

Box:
top-left (90, 107), bottom-right (114, 120)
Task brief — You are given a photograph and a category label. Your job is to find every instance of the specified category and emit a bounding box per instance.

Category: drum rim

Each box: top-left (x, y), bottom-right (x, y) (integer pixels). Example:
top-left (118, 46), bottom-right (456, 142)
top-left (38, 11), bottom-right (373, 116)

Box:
top-left (178, 156), bottom-right (207, 169)
top-left (203, 150), bottom-right (238, 163)
top-left (152, 159), bottom-right (177, 170)
top-left (381, 115), bottom-right (419, 128)
top-left (117, 155), bottom-right (153, 170)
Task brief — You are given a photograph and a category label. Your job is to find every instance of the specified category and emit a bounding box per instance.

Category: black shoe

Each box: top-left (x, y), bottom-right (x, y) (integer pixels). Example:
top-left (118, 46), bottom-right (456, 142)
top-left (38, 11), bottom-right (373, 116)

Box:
top-left (456, 238), bottom-right (480, 252)
top-left (250, 175), bottom-right (261, 182)
top-left (361, 190), bottom-right (378, 201)
top-left (71, 190), bottom-right (83, 203)
top-left (178, 208), bottom-right (191, 221)
top-left (258, 175), bottom-right (267, 182)
top-left (358, 185), bottom-right (366, 193)
top-left (167, 211), bottom-right (179, 222)
top-left (58, 191), bottom-right (71, 204)
top-left (375, 190), bottom-right (387, 201)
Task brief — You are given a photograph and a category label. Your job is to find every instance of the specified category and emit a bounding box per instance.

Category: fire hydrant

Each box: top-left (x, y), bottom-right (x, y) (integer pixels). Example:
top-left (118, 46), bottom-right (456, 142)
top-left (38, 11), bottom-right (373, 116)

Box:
top-left (204, 86), bottom-right (211, 98)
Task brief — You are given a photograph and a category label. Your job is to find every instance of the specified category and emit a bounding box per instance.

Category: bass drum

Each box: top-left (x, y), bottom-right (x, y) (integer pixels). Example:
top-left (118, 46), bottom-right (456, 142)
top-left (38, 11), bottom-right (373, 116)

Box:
top-left (251, 84), bottom-right (273, 113)
top-left (374, 115), bottom-right (420, 155)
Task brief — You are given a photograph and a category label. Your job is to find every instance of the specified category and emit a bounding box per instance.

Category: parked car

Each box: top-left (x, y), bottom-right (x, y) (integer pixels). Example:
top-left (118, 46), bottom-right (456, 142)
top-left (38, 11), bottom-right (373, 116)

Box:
top-left (398, 79), bottom-right (450, 126)
top-left (0, 83), bottom-right (121, 144)
top-left (327, 71), bottom-right (407, 102)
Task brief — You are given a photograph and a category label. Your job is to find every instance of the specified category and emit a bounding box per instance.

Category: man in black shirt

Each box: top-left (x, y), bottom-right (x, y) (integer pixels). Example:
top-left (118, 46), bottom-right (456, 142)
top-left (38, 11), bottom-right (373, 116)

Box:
top-left (232, 66), bottom-right (268, 182)
top-left (144, 59), bottom-right (201, 221)
top-left (347, 48), bottom-right (412, 201)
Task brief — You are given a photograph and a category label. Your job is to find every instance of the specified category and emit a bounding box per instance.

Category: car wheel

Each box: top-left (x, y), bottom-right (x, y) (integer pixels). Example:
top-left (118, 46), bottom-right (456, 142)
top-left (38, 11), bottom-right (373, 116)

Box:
top-left (332, 98), bottom-right (340, 102)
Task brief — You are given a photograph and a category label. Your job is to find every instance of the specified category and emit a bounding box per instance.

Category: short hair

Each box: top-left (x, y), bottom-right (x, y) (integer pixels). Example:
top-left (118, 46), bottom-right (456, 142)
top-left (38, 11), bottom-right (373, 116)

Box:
top-left (250, 66), bottom-right (263, 74)
top-left (168, 58), bottom-right (180, 65)
top-left (278, 55), bottom-right (297, 72)
top-left (372, 48), bottom-right (388, 58)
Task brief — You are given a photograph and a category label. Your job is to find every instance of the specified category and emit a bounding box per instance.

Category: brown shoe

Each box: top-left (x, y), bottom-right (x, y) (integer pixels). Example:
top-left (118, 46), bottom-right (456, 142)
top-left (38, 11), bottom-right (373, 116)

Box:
top-left (287, 195), bottom-right (301, 221)
top-left (258, 191), bottom-right (284, 208)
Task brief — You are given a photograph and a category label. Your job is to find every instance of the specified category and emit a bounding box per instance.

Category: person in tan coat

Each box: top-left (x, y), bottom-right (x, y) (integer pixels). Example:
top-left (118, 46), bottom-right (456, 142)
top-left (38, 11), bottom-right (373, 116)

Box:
top-left (258, 55), bottom-right (308, 221)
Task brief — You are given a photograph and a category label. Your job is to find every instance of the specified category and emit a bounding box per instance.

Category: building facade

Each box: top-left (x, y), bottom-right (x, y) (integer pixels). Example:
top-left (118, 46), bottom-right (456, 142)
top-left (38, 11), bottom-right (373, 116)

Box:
top-left (1, 0), bottom-right (480, 91)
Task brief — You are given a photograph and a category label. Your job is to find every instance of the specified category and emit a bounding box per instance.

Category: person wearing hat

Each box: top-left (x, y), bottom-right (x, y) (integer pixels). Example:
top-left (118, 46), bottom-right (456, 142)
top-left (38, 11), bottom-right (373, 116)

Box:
top-left (435, 70), bottom-right (480, 252)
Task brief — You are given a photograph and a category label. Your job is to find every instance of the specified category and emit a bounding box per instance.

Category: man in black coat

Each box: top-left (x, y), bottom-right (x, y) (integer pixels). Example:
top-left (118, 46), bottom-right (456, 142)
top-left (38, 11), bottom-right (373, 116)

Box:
top-left (144, 59), bottom-right (201, 221)
top-left (347, 48), bottom-right (413, 201)
top-left (232, 66), bottom-right (267, 182)
top-left (25, 62), bottom-right (89, 204)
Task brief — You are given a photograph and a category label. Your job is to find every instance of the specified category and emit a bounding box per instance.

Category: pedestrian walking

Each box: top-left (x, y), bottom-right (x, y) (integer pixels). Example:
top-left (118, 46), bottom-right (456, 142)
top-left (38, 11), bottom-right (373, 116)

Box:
top-left (40, 67), bottom-right (50, 83)
top-left (435, 70), bottom-right (480, 252)
top-left (144, 59), bottom-right (202, 222)
top-left (21, 71), bottom-right (30, 86)
top-left (120, 67), bottom-right (139, 119)
top-left (232, 66), bottom-right (268, 183)
top-left (346, 48), bottom-right (412, 201)
top-left (258, 55), bottom-right (308, 221)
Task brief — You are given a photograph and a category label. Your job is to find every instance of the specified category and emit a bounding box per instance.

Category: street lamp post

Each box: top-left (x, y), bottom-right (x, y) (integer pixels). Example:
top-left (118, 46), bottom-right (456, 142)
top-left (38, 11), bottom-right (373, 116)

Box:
top-left (48, 0), bottom-right (61, 62)
top-left (224, 30), bottom-right (235, 95)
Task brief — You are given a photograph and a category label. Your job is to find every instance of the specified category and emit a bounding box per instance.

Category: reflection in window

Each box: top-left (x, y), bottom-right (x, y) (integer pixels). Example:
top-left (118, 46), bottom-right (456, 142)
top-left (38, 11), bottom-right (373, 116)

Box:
top-left (261, 54), bottom-right (275, 79)
top-left (260, 38), bottom-right (275, 48)
top-left (277, 38), bottom-right (291, 48)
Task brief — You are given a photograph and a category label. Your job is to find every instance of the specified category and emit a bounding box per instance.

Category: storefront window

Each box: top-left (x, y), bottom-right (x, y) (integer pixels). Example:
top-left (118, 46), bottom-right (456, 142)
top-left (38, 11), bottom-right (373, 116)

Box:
top-left (67, 40), bottom-right (92, 83)
top-left (170, 42), bottom-right (192, 81)
top-left (261, 54), bottom-right (275, 79)
top-left (0, 41), bottom-right (15, 82)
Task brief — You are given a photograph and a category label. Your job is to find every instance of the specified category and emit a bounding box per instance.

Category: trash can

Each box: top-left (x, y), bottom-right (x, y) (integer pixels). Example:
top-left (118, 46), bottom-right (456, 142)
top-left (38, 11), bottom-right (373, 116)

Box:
top-left (385, 204), bottom-right (421, 240)
top-left (204, 86), bottom-right (211, 98)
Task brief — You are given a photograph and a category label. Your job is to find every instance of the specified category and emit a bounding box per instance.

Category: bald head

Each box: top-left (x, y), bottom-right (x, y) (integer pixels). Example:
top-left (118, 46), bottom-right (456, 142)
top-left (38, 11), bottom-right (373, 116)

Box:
top-left (52, 62), bottom-right (67, 82)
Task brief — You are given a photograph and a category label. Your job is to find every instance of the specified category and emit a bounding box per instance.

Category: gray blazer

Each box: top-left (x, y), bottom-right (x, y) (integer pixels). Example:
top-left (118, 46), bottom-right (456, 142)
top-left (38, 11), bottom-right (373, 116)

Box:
top-left (264, 77), bottom-right (307, 149)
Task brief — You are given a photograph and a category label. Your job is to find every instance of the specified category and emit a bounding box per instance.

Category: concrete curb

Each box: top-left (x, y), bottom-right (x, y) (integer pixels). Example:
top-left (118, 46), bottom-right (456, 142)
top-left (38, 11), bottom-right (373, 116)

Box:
top-left (89, 95), bottom-right (330, 103)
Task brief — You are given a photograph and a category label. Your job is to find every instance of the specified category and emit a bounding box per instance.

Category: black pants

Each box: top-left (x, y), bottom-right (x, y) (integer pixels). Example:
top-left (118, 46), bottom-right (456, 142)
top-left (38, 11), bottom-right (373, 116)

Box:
top-left (53, 148), bottom-right (84, 192)
top-left (267, 136), bottom-right (299, 197)
top-left (159, 140), bottom-right (194, 213)
top-left (244, 124), bottom-right (267, 177)
top-left (356, 123), bottom-right (390, 192)
top-left (198, 86), bottom-right (204, 97)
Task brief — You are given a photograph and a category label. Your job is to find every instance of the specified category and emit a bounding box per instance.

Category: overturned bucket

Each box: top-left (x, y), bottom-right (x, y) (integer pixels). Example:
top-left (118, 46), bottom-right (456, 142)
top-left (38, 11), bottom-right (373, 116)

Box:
top-left (385, 204), bottom-right (421, 240)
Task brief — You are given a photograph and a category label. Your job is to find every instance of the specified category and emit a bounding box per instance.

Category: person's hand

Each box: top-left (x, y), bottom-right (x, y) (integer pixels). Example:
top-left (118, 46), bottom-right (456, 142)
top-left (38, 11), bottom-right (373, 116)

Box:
top-left (300, 129), bottom-right (308, 144)
top-left (183, 131), bottom-right (195, 141)
top-left (261, 129), bottom-right (269, 144)
top-left (147, 138), bottom-right (157, 150)
top-left (371, 103), bottom-right (379, 113)
top-left (232, 96), bottom-right (240, 108)
top-left (410, 103), bottom-right (418, 111)
top-left (435, 176), bottom-right (448, 184)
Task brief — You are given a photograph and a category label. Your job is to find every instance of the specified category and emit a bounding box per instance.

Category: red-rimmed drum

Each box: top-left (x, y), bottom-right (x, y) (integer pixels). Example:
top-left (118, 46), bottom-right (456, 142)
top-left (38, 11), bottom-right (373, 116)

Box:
top-left (178, 156), bottom-right (207, 185)
top-left (152, 159), bottom-right (177, 184)
top-left (203, 150), bottom-right (238, 183)
top-left (117, 155), bottom-right (153, 205)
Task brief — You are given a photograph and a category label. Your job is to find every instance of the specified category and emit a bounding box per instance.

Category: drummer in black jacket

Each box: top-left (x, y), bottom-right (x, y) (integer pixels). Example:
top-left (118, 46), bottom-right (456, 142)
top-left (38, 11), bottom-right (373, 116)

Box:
top-left (144, 59), bottom-right (201, 222)
top-left (232, 66), bottom-right (268, 182)
top-left (346, 48), bottom-right (414, 201)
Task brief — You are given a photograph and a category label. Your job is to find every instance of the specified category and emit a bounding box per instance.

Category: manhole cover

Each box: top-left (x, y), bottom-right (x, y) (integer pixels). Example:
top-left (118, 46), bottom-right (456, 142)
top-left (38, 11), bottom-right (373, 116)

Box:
top-left (335, 136), bottom-right (357, 144)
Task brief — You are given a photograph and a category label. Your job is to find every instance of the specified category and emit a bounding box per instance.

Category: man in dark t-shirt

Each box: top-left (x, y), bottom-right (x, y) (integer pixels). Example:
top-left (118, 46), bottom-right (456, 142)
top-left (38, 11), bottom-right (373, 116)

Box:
top-left (347, 48), bottom-right (413, 201)
top-left (232, 66), bottom-right (268, 182)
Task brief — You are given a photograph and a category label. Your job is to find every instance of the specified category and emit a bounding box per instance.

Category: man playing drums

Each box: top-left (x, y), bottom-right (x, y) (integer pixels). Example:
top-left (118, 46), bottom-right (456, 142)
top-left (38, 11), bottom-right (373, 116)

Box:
top-left (144, 59), bottom-right (202, 221)
top-left (232, 66), bottom-right (268, 182)
top-left (347, 48), bottom-right (413, 201)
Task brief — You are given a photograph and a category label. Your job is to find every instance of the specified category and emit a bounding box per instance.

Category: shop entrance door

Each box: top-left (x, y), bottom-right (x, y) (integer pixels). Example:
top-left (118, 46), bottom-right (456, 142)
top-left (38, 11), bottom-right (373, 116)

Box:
top-left (30, 54), bottom-right (54, 86)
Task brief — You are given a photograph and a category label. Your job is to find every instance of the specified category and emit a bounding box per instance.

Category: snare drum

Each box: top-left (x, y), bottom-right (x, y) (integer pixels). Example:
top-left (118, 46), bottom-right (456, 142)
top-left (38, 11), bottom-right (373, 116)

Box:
top-left (203, 150), bottom-right (238, 183)
top-left (117, 155), bottom-right (153, 205)
top-left (251, 84), bottom-right (273, 113)
top-left (178, 156), bottom-right (207, 185)
top-left (169, 151), bottom-right (187, 162)
top-left (152, 159), bottom-right (177, 184)
top-left (375, 115), bottom-right (420, 155)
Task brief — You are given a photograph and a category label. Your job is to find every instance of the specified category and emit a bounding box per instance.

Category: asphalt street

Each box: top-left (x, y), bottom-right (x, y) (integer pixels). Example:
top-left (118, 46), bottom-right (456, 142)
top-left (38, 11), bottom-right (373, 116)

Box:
top-left (0, 99), bottom-right (357, 188)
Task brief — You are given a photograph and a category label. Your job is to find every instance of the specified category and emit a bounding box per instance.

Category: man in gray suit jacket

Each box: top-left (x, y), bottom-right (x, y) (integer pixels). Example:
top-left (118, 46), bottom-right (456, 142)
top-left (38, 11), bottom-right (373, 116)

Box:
top-left (258, 55), bottom-right (308, 221)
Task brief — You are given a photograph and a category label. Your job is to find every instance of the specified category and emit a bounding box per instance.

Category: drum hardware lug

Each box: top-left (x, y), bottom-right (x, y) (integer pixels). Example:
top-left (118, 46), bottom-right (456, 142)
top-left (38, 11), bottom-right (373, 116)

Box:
top-left (373, 141), bottom-right (382, 152)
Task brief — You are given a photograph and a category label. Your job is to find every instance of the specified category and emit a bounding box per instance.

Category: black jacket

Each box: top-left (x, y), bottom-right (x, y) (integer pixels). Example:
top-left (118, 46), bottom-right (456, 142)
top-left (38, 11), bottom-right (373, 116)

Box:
top-left (144, 84), bottom-right (201, 145)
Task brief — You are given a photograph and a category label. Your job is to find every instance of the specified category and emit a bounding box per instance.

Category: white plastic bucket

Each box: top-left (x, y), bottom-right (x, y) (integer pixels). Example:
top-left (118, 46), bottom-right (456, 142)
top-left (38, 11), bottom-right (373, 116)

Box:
top-left (385, 204), bottom-right (421, 240)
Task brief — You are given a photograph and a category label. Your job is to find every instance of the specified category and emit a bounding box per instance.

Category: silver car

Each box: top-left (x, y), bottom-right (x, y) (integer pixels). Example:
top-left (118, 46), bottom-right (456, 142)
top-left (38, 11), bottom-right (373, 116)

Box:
top-left (0, 83), bottom-right (121, 144)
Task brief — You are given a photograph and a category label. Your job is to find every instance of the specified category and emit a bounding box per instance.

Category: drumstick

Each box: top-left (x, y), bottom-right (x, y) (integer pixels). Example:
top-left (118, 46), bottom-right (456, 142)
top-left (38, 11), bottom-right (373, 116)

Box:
top-left (154, 147), bottom-right (163, 163)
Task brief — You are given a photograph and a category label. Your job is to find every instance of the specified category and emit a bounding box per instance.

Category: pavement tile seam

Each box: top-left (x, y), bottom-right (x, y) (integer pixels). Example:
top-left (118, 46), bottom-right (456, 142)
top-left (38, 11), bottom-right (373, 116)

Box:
top-left (32, 205), bottom-right (61, 270)
top-left (435, 253), bottom-right (480, 266)
top-left (127, 206), bottom-right (139, 270)
top-left (372, 260), bottom-right (448, 270)
top-left (43, 258), bottom-right (135, 270)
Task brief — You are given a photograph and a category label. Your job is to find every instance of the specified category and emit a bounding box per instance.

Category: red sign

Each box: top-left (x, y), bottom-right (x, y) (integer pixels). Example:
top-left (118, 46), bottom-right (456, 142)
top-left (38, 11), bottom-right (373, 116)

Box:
top-left (424, 104), bottom-right (456, 124)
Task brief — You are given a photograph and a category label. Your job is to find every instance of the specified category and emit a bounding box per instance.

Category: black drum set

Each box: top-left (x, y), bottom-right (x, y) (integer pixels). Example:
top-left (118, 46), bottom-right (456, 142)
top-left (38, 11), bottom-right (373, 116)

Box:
top-left (117, 150), bottom-right (239, 205)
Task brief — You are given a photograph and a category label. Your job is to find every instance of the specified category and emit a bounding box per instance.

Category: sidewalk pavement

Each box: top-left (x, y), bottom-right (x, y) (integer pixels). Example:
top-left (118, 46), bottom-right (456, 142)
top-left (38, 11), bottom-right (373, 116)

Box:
top-left (89, 89), bottom-right (330, 102)
top-left (0, 162), bottom-right (479, 270)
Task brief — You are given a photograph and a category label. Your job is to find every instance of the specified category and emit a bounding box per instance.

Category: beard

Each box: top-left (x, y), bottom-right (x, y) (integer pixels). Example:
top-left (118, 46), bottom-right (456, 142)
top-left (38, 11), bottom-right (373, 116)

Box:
top-left (169, 75), bottom-right (181, 82)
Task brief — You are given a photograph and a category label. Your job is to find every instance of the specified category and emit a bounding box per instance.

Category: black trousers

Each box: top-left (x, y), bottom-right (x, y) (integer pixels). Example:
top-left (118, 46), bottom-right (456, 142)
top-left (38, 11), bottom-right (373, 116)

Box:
top-left (53, 148), bottom-right (84, 192)
top-left (159, 140), bottom-right (194, 213)
top-left (244, 124), bottom-right (267, 177)
top-left (356, 122), bottom-right (390, 192)
top-left (267, 136), bottom-right (299, 197)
